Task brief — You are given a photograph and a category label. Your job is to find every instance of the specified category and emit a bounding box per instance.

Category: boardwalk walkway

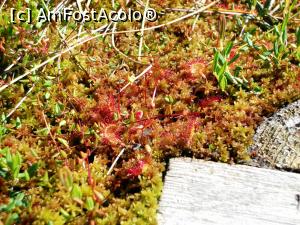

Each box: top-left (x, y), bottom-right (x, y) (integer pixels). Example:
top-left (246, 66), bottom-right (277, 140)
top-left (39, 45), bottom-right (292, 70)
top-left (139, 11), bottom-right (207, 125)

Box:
top-left (158, 158), bottom-right (300, 225)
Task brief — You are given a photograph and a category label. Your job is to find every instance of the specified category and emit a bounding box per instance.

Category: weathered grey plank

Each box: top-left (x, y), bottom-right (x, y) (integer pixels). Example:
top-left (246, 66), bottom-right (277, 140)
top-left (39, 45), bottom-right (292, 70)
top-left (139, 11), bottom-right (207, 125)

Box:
top-left (158, 158), bottom-right (300, 225)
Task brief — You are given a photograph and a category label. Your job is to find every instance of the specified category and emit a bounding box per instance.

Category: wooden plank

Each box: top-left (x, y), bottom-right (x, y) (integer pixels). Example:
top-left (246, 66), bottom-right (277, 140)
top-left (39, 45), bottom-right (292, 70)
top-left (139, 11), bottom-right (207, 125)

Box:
top-left (158, 158), bottom-right (300, 225)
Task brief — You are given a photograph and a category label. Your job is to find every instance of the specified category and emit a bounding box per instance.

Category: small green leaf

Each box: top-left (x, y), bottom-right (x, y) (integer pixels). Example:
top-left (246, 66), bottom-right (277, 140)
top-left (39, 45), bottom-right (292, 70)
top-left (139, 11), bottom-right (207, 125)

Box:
top-left (28, 163), bottom-right (39, 177)
top-left (244, 33), bottom-right (253, 47)
top-left (217, 62), bottom-right (227, 78)
top-left (253, 85), bottom-right (263, 94)
top-left (39, 171), bottom-right (50, 187)
top-left (1, 113), bottom-right (6, 122)
top-left (296, 28), bottom-right (300, 46)
top-left (35, 127), bottom-right (49, 136)
top-left (43, 80), bottom-right (52, 88)
top-left (233, 66), bottom-right (242, 77)
top-left (6, 150), bottom-right (12, 170)
top-left (274, 26), bottom-right (280, 36)
top-left (12, 152), bottom-right (22, 179)
top-left (85, 197), bottom-right (94, 211)
top-left (213, 50), bottom-right (220, 72)
top-left (15, 117), bottom-right (21, 129)
top-left (164, 96), bottom-right (174, 104)
top-left (258, 54), bottom-right (268, 61)
top-left (59, 120), bottom-right (66, 127)
top-left (60, 208), bottom-right (70, 219)
top-left (44, 92), bottom-right (50, 100)
top-left (280, 15), bottom-right (289, 45)
top-left (262, 50), bottom-right (272, 57)
top-left (224, 41), bottom-right (233, 57)
top-left (18, 170), bottom-right (30, 181)
top-left (128, 75), bottom-right (135, 84)
top-left (60, 150), bottom-right (68, 159)
top-left (5, 213), bottom-right (19, 225)
top-left (228, 54), bottom-right (240, 65)
top-left (54, 103), bottom-right (63, 116)
top-left (59, 167), bottom-right (73, 190)
top-left (218, 53), bottom-right (226, 64)
top-left (57, 138), bottom-right (69, 148)
top-left (219, 76), bottom-right (227, 91)
top-left (71, 184), bottom-right (82, 199)
top-left (14, 192), bottom-right (25, 206)
top-left (281, 14), bottom-right (289, 35)
top-left (225, 71), bottom-right (238, 85)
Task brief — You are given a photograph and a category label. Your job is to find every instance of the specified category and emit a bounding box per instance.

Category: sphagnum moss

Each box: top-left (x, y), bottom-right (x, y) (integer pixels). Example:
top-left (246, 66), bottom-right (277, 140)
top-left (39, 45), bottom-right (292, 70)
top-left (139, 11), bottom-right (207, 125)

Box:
top-left (0, 0), bottom-right (300, 224)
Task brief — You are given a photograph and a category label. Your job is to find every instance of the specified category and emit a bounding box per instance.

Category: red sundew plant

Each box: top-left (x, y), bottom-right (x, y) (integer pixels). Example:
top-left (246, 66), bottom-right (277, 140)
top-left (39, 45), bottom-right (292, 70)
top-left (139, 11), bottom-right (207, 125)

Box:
top-left (199, 95), bottom-right (223, 108)
top-left (99, 123), bottom-right (125, 147)
top-left (180, 58), bottom-right (209, 81)
top-left (90, 105), bottom-right (115, 124)
top-left (144, 59), bottom-right (174, 87)
top-left (126, 160), bottom-right (146, 178)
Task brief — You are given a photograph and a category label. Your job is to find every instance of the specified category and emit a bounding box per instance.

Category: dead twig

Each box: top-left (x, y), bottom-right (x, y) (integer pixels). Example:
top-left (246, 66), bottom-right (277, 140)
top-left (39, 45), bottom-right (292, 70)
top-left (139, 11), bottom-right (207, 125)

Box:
top-left (107, 148), bottom-right (126, 176)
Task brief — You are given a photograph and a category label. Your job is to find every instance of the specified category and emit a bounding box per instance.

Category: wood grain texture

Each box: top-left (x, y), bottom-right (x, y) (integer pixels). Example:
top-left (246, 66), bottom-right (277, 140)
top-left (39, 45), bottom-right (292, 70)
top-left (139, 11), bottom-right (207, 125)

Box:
top-left (248, 100), bottom-right (300, 169)
top-left (158, 158), bottom-right (300, 225)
